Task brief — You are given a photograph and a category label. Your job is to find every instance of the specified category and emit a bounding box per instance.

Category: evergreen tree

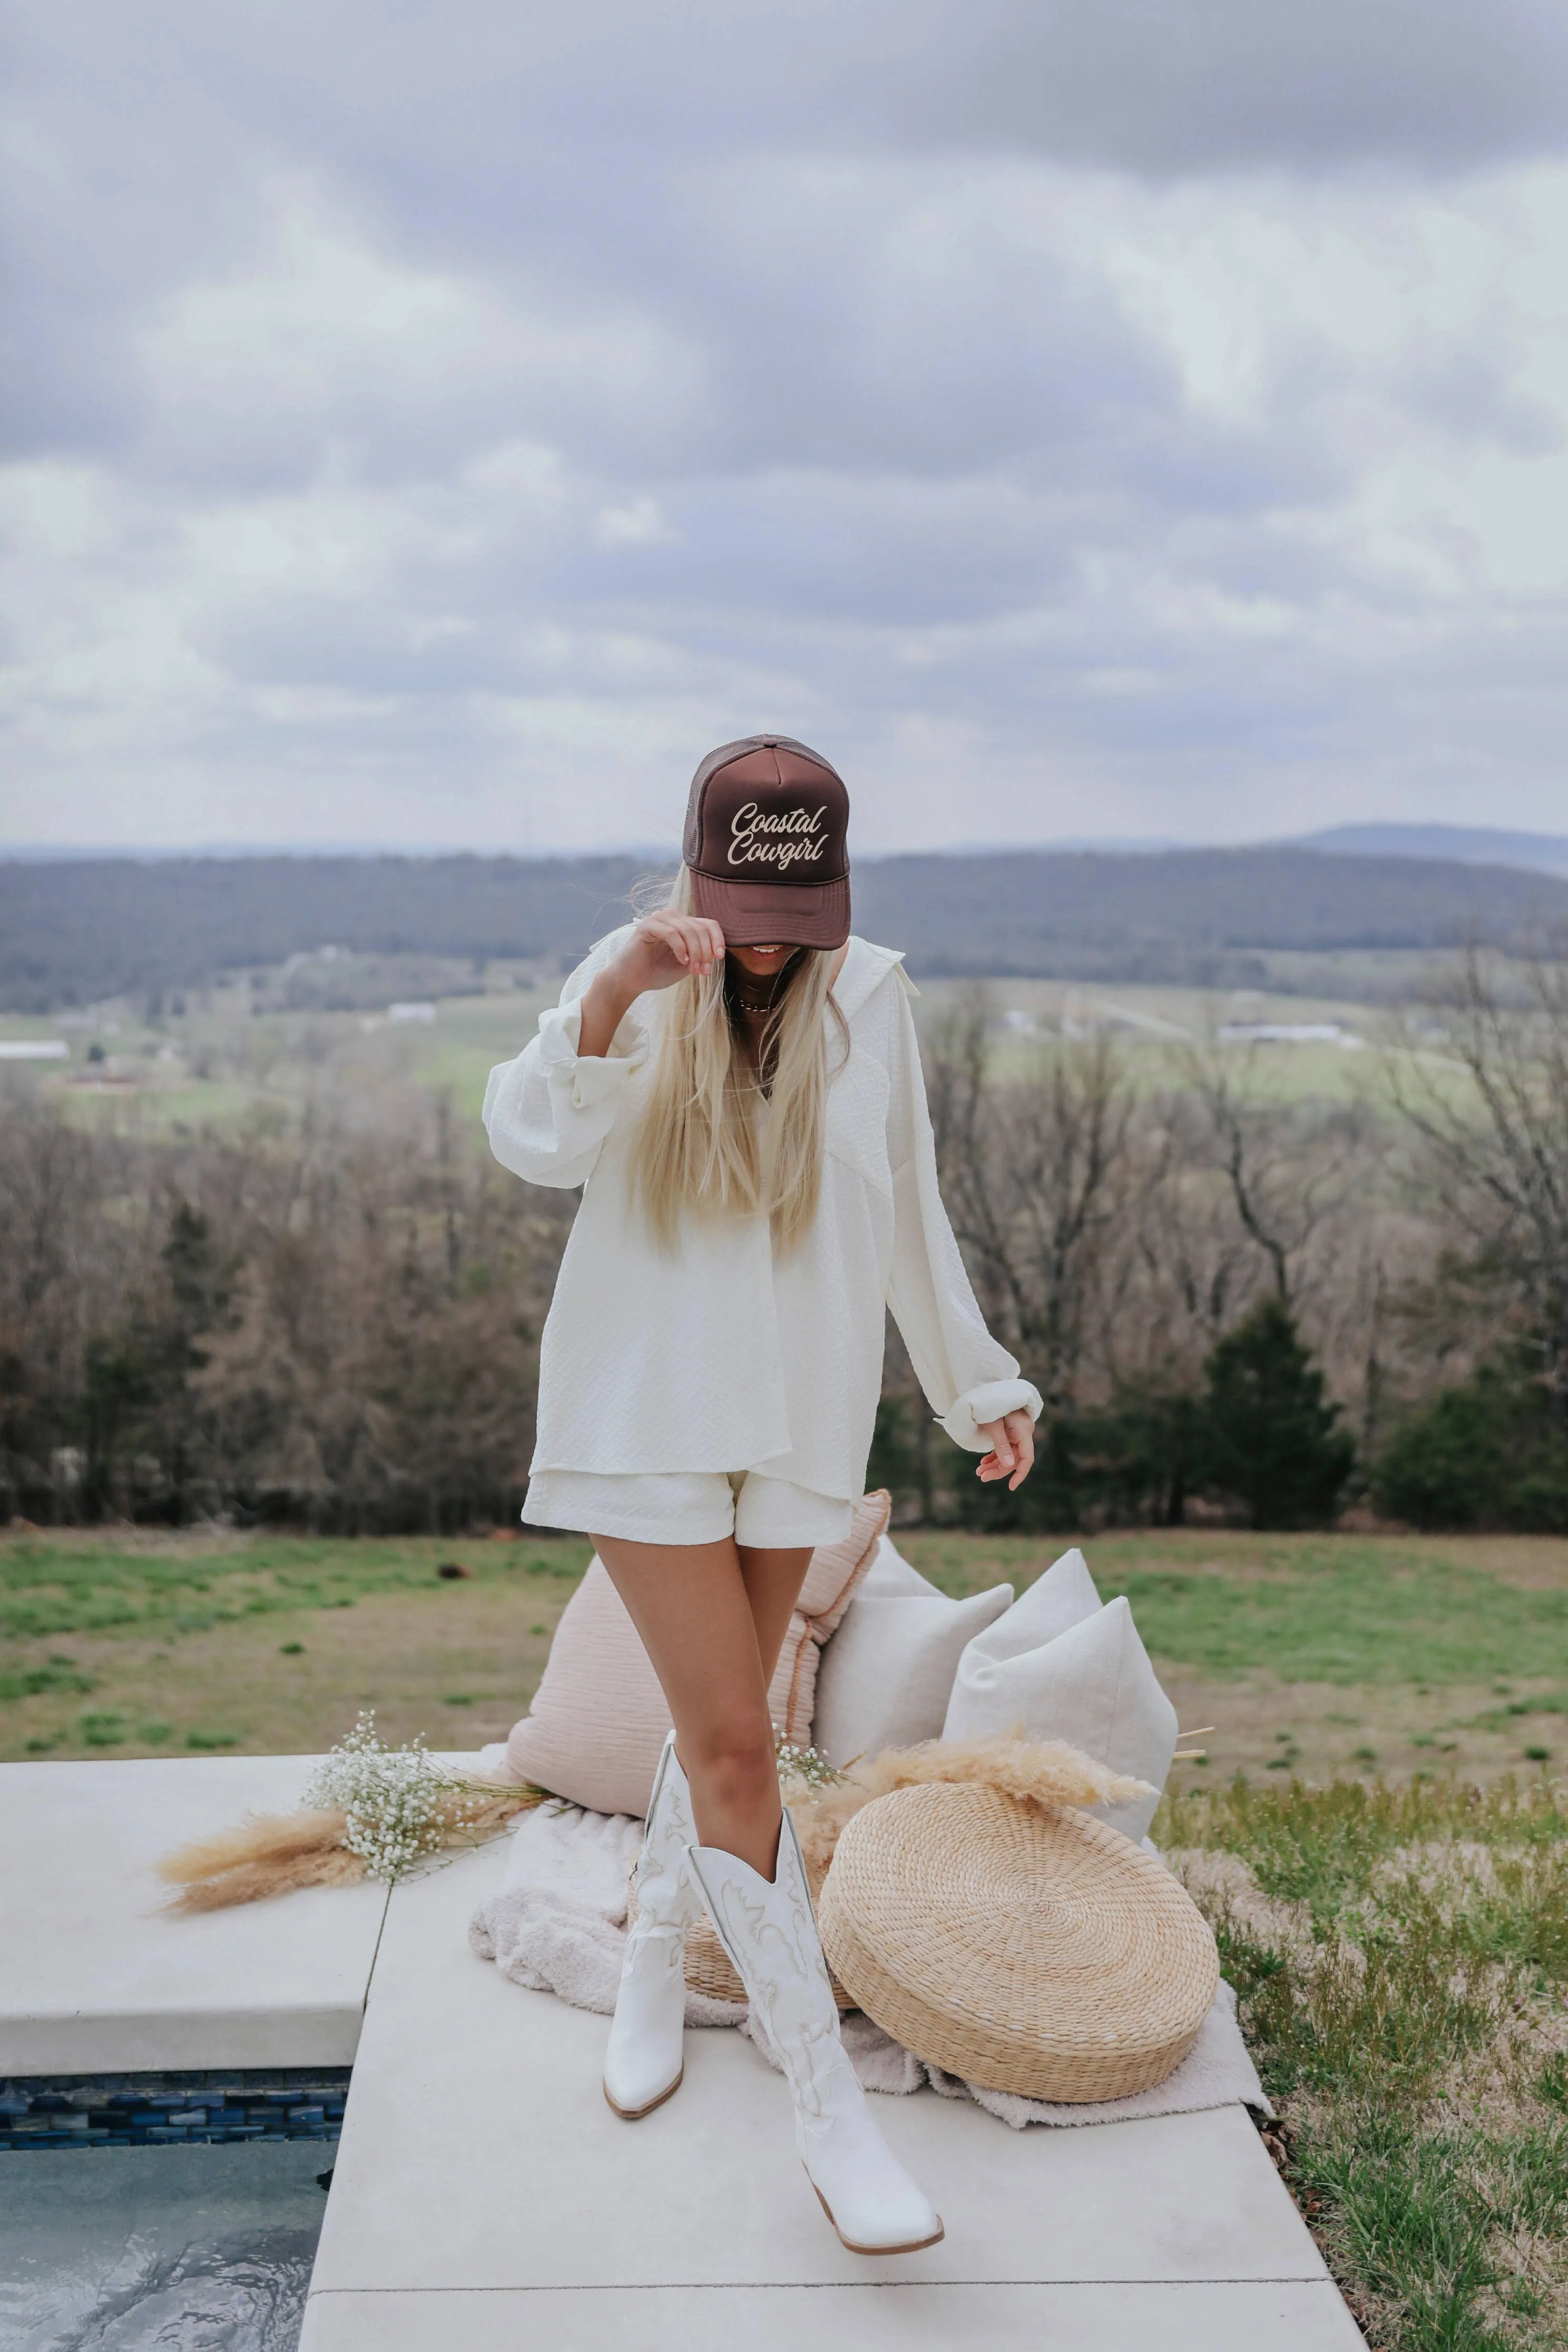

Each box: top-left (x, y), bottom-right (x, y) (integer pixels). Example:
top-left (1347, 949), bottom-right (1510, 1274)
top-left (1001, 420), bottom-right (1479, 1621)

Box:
top-left (1373, 1351), bottom-right (1568, 1533)
top-left (1200, 1296), bottom-right (1355, 1530)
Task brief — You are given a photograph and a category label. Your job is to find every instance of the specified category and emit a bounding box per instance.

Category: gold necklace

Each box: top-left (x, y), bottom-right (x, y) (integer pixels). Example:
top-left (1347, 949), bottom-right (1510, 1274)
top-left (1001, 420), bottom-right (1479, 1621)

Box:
top-left (727, 956), bottom-right (798, 1015)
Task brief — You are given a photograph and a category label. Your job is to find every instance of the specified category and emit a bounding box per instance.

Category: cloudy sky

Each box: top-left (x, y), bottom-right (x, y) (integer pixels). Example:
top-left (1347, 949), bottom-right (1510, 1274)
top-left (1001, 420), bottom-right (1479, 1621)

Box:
top-left (4, 0), bottom-right (1568, 856)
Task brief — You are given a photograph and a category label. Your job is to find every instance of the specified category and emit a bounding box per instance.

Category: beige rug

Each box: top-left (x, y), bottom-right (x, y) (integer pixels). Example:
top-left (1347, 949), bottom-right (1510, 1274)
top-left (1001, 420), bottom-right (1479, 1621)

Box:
top-left (469, 1799), bottom-right (1270, 2130)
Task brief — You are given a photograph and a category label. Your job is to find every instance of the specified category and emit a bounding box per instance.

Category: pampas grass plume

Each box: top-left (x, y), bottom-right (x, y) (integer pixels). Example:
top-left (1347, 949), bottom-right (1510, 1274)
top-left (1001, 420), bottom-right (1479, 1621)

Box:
top-left (170, 1845), bottom-right (369, 1910)
top-left (156, 1809), bottom-right (364, 1911)
top-left (158, 1808), bottom-right (350, 1885)
top-left (870, 1732), bottom-right (1152, 1811)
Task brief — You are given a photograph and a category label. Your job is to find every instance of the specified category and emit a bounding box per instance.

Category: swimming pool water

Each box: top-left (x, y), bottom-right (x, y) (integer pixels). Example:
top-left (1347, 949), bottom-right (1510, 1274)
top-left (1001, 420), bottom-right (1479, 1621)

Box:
top-left (0, 2141), bottom-right (328, 2351)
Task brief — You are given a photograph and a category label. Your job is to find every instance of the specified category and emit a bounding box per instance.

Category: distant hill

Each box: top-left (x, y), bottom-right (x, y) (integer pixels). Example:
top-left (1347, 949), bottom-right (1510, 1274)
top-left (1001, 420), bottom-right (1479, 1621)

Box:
top-left (852, 848), bottom-right (1568, 982)
top-left (1298, 824), bottom-right (1568, 877)
top-left (0, 855), bottom-right (651, 1013)
top-left (3, 845), bottom-right (1568, 1012)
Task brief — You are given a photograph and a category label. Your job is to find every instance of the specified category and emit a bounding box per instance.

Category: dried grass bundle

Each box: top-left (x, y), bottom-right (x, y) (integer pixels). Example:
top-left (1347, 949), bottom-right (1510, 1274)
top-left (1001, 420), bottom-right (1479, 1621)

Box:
top-left (157, 1808), bottom-right (362, 1910)
top-left (158, 1808), bottom-right (351, 1885)
top-left (785, 1733), bottom-right (1153, 1885)
top-left (169, 1844), bottom-right (370, 1912)
top-left (157, 1770), bottom-right (546, 1913)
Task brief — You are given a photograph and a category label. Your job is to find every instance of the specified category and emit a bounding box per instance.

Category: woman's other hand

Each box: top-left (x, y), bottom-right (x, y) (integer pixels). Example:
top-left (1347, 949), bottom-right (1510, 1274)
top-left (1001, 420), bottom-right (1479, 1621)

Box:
top-left (579, 911), bottom-right (726, 1056)
top-left (975, 1409), bottom-right (1036, 1490)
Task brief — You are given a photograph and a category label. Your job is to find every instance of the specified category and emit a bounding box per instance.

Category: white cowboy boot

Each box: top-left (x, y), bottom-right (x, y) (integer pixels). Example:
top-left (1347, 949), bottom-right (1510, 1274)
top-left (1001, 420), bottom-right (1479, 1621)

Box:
top-left (603, 1732), bottom-right (703, 2118)
top-left (687, 1812), bottom-right (944, 2255)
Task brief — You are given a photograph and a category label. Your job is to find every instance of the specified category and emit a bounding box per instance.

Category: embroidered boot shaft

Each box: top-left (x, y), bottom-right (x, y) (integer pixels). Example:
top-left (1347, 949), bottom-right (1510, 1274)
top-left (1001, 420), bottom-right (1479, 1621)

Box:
top-left (687, 1812), bottom-right (944, 2255)
top-left (603, 1732), bottom-right (703, 2118)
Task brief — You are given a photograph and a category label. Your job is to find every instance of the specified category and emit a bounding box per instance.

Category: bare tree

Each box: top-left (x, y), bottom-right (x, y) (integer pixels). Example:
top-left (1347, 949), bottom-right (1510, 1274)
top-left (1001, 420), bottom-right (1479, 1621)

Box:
top-left (1182, 1045), bottom-right (1361, 1306)
top-left (1389, 939), bottom-right (1568, 1425)
top-left (1106, 1100), bottom-right (1254, 1386)
top-left (926, 991), bottom-right (1134, 1414)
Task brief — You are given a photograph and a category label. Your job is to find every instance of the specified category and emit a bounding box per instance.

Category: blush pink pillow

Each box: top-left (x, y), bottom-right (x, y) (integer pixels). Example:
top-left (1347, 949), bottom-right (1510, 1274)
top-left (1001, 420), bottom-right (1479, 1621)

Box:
top-left (504, 1491), bottom-right (890, 1816)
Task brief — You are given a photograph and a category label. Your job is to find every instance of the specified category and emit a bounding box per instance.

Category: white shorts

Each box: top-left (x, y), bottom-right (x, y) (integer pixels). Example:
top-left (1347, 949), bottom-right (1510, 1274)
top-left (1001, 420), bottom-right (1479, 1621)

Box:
top-left (523, 1468), bottom-right (852, 1550)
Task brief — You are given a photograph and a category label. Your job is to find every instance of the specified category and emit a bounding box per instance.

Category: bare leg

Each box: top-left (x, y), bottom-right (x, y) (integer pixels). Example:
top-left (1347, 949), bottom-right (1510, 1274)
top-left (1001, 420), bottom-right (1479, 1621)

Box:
top-left (594, 1535), bottom-right (812, 1877)
top-left (736, 1543), bottom-right (815, 1689)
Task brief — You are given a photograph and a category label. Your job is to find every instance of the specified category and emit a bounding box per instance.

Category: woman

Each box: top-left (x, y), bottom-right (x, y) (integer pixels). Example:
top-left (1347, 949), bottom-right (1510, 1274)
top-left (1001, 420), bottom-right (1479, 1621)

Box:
top-left (484, 734), bottom-right (1040, 2255)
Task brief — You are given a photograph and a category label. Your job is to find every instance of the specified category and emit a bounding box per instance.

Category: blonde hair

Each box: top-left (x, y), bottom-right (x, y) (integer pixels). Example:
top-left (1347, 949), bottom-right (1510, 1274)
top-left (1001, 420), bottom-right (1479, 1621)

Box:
top-left (632, 867), bottom-right (847, 1251)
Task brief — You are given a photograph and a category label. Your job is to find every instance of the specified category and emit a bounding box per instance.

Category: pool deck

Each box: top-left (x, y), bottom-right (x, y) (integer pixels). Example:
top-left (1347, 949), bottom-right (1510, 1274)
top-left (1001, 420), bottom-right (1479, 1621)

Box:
top-left (1, 1757), bottom-right (1365, 2349)
top-left (0, 1757), bottom-right (389, 2072)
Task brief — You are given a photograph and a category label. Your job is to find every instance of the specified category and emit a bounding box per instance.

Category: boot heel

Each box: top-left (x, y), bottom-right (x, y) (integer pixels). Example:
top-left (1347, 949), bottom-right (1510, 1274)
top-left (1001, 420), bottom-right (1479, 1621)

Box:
top-left (808, 2169), bottom-right (945, 2255)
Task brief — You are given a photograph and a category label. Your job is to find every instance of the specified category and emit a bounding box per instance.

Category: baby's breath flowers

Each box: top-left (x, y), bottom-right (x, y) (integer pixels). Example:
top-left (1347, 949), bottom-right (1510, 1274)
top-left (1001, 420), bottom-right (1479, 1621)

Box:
top-left (775, 1735), bottom-right (844, 1793)
top-left (302, 1711), bottom-right (538, 1884)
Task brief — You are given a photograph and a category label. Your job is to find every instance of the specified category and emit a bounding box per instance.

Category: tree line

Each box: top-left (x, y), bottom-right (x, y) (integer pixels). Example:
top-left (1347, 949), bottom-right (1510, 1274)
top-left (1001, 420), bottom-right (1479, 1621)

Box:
top-left (2, 945), bottom-right (1565, 1534)
top-left (893, 943), bottom-right (1568, 1531)
top-left (8, 845), bottom-right (1568, 1011)
top-left (0, 1096), bottom-right (573, 1533)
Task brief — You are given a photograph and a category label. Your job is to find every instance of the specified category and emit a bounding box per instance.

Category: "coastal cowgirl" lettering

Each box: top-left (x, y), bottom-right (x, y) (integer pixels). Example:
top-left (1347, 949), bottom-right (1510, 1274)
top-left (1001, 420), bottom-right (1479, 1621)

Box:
top-left (727, 802), bottom-right (828, 874)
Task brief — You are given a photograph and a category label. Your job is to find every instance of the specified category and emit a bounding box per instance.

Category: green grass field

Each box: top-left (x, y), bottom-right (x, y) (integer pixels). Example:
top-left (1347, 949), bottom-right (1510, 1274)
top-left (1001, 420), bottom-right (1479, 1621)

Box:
top-left (0, 1530), bottom-right (592, 1762)
top-left (5, 1525), bottom-right (1566, 1783)
top-left (1168, 1775), bottom-right (1568, 2346)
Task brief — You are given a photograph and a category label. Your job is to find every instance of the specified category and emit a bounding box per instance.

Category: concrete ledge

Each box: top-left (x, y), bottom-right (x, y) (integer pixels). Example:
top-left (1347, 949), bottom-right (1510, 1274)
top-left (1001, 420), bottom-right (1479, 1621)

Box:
top-left (0, 1758), bottom-right (389, 2072)
top-left (301, 1837), bottom-right (1364, 2348)
top-left (300, 2282), bottom-right (1364, 2352)
top-left (2, 1757), bottom-right (1364, 2348)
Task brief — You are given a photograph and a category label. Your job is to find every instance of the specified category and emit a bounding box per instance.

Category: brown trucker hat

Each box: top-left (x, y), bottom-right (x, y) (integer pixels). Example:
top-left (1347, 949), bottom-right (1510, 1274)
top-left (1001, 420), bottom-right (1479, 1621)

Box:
top-left (682, 734), bottom-right (851, 949)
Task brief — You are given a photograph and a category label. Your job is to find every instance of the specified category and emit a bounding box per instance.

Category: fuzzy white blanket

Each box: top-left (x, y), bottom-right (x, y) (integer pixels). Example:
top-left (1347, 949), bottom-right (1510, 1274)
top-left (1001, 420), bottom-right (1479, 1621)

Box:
top-left (467, 1799), bottom-right (1270, 2130)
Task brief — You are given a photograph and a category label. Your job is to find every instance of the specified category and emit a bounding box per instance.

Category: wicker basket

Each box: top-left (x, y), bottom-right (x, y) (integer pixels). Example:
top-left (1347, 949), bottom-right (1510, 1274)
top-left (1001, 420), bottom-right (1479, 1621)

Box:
top-left (627, 1859), bottom-right (854, 2011)
top-left (818, 1782), bottom-right (1218, 2102)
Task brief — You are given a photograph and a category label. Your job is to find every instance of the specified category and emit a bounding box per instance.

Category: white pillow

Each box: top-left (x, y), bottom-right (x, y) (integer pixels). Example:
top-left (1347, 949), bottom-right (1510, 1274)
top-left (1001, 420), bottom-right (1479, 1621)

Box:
top-left (943, 1589), bottom-right (1176, 1844)
top-left (949, 1544), bottom-right (1102, 1686)
top-left (812, 1534), bottom-right (1014, 1766)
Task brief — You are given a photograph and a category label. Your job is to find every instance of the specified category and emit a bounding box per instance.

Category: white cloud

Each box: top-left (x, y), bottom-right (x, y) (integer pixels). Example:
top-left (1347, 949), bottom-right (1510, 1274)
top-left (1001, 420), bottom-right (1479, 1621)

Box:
top-left (595, 496), bottom-right (677, 547)
top-left (4, 7), bottom-right (1568, 849)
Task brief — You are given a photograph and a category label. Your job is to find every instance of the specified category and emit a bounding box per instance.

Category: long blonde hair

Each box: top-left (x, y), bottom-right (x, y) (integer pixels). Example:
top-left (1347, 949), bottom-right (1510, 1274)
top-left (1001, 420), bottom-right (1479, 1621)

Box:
top-left (632, 867), bottom-right (847, 1251)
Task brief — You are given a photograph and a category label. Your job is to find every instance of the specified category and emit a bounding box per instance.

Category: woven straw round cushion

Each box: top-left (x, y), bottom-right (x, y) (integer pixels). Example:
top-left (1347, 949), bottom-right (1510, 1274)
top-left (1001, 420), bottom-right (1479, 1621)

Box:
top-left (626, 1870), bottom-right (854, 2011)
top-left (818, 1782), bottom-right (1218, 2102)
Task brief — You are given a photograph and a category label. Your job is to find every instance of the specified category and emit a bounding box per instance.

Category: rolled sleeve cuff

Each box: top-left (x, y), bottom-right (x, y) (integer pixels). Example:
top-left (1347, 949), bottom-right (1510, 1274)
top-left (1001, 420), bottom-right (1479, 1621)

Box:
top-left (939, 1378), bottom-right (1045, 1451)
top-left (538, 998), bottom-right (649, 1110)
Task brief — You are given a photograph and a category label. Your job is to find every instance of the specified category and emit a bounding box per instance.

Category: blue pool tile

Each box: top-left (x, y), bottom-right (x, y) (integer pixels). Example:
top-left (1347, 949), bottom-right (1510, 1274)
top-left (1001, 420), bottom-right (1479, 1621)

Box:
top-left (1, 2067), bottom-right (355, 2152)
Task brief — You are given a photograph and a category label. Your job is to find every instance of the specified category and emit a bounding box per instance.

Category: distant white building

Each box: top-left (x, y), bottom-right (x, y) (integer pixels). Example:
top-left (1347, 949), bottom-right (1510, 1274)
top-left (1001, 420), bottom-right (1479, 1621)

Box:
top-left (282, 944), bottom-right (351, 975)
top-left (1219, 1022), bottom-right (1363, 1048)
top-left (387, 1002), bottom-right (437, 1024)
top-left (0, 1040), bottom-right (69, 1060)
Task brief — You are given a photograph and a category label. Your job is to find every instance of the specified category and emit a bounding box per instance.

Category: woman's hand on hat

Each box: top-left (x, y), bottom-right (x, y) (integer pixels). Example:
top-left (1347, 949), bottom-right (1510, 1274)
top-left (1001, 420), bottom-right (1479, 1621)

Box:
top-left (578, 910), bottom-right (726, 1056)
top-left (617, 909), bottom-right (726, 994)
top-left (976, 1410), bottom-right (1036, 1491)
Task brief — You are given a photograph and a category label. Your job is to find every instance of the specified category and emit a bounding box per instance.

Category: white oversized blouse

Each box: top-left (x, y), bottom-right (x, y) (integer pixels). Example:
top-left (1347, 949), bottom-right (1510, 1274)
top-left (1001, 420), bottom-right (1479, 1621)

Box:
top-left (483, 930), bottom-right (1043, 1503)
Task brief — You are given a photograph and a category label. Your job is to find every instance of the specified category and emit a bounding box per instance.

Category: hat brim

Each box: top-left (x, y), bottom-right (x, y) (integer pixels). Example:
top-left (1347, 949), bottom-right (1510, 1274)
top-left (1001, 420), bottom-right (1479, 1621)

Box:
top-left (689, 869), bottom-right (851, 950)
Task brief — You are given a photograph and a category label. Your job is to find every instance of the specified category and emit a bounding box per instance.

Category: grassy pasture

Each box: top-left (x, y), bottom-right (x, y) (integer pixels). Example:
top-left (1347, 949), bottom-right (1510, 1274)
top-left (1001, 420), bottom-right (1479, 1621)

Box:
top-left (0, 952), bottom-right (1449, 1139)
top-left (905, 1529), bottom-right (1568, 1791)
top-left (0, 1531), bottom-right (592, 1763)
top-left (1168, 1776), bottom-right (1568, 2346)
top-left (5, 1525), bottom-right (1566, 1781)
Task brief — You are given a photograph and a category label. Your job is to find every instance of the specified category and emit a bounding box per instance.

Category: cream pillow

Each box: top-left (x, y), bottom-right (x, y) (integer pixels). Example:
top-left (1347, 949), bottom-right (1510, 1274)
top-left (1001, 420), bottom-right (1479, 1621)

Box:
top-left (943, 1585), bottom-right (1177, 1844)
top-left (504, 1492), bottom-right (889, 1816)
top-left (811, 1534), bottom-right (1014, 1767)
top-left (943, 1543), bottom-right (1101, 1711)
